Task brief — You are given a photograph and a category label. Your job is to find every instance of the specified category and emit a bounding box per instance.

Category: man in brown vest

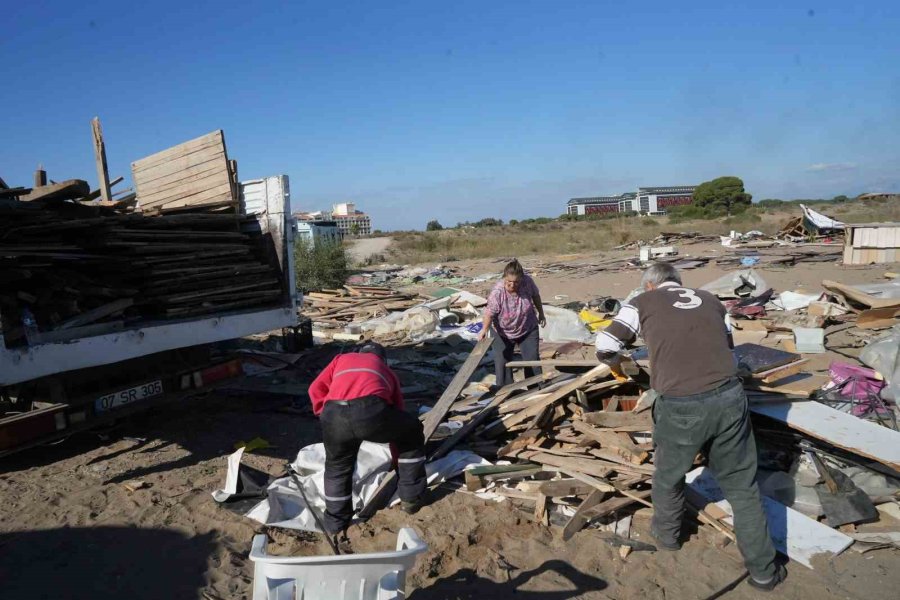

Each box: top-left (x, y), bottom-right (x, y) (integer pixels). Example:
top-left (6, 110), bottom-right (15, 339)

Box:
top-left (595, 262), bottom-right (785, 592)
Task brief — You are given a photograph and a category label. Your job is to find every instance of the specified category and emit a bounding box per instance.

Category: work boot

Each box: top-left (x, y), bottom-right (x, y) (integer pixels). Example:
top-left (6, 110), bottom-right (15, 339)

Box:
top-left (400, 491), bottom-right (430, 514)
top-left (747, 564), bottom-right (787, 592)
top-left (401, 499), bottom-right (424, 514)
top-left (649, 527), bottom-right (681, 551)
top-left (330, 530), bottom-right (353, 555)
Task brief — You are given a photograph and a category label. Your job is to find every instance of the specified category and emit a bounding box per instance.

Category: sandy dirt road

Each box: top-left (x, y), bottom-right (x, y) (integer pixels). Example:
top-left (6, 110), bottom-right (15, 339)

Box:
top-left (347, 236), bottom-right (393, 264)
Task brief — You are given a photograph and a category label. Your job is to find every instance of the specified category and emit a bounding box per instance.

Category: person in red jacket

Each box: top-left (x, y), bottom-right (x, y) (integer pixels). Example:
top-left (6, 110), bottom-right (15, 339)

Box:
top-left (309, 342), bottom-right (426, 537)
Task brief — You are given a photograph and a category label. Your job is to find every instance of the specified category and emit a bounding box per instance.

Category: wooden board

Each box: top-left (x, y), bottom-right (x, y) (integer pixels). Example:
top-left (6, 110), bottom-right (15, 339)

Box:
top-left (132, 130), bottom-right (235, 211)
top-left (686, 467), bottom-right (853, 569)
top-left (754, 359), bottom-right (809, 384)
top-left (822, 280), bottom-right (900, 310)
top-left (745, 374), bottom-right (829, 397)
top-left (751, 400), bottom-right (900, 472)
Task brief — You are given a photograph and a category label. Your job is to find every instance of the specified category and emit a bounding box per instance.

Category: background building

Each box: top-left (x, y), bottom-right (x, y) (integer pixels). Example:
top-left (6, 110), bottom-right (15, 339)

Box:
top-left (568, 186), bottom-right (695, 216)
top-left (331, 203), bottom-right (372, 237)
top-left (294, 203), bottom-right (372, 238)
top-left (296, 220), bottom-right (340, 247)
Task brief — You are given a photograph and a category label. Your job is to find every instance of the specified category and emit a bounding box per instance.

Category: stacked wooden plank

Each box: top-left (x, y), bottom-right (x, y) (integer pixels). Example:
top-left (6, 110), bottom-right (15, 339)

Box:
top-left (0, 197), bottom-right (283, 347)
top-left (302, 285), bottom-right (425, 326)
top-left (132, 130), bottom-right (236, 214)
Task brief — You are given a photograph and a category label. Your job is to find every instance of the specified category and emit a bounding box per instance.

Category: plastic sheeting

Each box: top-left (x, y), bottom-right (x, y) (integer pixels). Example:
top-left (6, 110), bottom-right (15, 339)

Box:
top-left (860, 325), bottom-right (900, 401)
top-left (539, 305), bottom-right (593, 343)
top-left (700, 269), bottom-right (769, 299)
top-left (214, 442), bottom-right (489, 532)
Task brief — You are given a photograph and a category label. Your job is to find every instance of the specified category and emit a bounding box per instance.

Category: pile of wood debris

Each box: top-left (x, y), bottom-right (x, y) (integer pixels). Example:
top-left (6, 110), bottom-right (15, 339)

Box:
top-left (354, 334), bottom-right (900, 566)
top-left (302, 285), bottom-right (427, 341)
top-left (0, 122), bottom-right (284, 348)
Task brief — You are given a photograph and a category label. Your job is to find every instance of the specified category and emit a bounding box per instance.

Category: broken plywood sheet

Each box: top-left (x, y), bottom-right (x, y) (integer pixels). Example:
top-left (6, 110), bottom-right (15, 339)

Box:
top-left (132, 130), bottom-right (235, 211)
top-left (733, 343), bottom-right (800, 374)
top-left (822, 280), bottom-right (900, 310)
top-left (686, 467), bottom-right (853, 569)
top-left (751, 400), bottom-right (900, 472)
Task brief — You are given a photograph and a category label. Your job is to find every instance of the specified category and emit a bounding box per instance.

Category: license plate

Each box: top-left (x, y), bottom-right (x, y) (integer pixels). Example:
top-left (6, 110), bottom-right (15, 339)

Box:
top-left (95, 380), bottom-right (164, 413)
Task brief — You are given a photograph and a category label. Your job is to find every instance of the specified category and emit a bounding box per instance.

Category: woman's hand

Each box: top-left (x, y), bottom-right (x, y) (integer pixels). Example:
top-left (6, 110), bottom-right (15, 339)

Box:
top-left (538, 313), bottom-right (547, 328)
top-left (478, 327), bottom-right (489, 341)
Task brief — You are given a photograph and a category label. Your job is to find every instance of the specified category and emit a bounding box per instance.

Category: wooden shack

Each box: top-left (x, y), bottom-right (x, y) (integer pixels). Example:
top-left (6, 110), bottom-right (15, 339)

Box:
top-left (843, 222), bottom-right (900, 265)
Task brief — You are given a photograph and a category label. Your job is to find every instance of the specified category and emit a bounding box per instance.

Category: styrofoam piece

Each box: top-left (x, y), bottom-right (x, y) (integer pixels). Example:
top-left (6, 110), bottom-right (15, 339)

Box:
top-left (794, 328), bottom-right (826, 353)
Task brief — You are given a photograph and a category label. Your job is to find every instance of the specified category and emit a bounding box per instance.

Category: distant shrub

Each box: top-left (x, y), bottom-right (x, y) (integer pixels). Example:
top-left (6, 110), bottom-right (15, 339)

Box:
top-left (294, 238), bottom-right (349, 291)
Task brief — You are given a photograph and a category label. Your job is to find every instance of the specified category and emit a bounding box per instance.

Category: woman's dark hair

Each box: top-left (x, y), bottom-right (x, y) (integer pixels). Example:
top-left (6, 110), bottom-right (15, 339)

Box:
top-left (503, 259), bottom-right (525, 278)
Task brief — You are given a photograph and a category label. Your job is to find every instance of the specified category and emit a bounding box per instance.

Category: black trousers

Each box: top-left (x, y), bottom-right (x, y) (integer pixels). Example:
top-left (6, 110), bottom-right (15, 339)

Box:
top-left (492, 326), bottom-right (541, 388)
top-left (319, 395), bottom-right (426, 534)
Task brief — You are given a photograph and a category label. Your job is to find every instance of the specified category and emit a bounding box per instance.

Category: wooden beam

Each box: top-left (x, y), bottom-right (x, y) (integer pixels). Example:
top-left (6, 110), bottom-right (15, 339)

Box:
top-left (526, 452), bottom-right (617, 479)
top-left (56, 298), bottom-right (133, 330)
top-left (484, 364), bottom-right (613, 437)
top-left (562, 489), bottom-right (607, 541)
top-left (430, 372), bottom-right (550, 461)
top-left (21, 179), bottom-right (90, 202)
top-left (571, 421), bottom-right (649, 464)
top-left (91, 117), bottom-right (112, 203)
top-left (34, 166), bottom-right (47, 187)
top-left (422, 336), bottom-right (492, 438)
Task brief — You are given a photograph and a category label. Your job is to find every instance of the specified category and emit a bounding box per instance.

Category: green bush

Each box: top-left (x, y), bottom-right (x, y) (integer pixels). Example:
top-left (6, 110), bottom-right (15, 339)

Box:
top-left (294, 238), bottom-right (349, 292)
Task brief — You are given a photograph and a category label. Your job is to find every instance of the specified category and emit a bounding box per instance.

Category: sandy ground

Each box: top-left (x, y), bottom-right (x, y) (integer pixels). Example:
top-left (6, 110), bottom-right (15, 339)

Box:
top-left (2, 243), bottom-right (900, 599)
top-left (348, 236), bottom-right (393, 264)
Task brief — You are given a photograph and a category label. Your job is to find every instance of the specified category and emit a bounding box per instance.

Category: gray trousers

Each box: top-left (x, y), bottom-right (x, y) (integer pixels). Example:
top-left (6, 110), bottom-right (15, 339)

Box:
top-left (491, 326), bottom-right (541, 388)
top-left (652, 378), bottom-right (777, 581)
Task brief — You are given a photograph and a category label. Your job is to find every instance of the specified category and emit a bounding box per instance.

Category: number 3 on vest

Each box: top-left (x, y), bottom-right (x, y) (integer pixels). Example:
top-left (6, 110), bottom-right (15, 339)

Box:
top-left (670, 287), bottom-right (703, 309)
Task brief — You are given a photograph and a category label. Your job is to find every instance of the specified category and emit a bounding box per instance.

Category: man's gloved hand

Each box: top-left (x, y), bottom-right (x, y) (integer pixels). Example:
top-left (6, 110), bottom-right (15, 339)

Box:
top-left (597, 351), bottom-right (630, 381)
top-left (736, 361), bottom-right (753, 379)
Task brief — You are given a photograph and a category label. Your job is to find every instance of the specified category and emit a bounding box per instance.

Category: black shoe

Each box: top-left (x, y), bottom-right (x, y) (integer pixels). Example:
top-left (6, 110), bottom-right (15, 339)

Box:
top-left (747, 564), bottom-right (787, 592)
top-left (649, 527), bottom-right (681, 551)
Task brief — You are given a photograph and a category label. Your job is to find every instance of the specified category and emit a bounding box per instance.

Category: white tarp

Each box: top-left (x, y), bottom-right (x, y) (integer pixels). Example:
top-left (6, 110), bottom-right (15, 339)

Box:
top-left (801, 204), bottom-right (844, 232)
top-left (214, 442), bottom-right (489, 532)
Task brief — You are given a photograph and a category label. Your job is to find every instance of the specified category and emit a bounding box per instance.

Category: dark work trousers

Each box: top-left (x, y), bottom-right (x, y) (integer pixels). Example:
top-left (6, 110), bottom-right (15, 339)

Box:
top-left (652, 378), bottom-right (777, 581)
top-left (491, 326), bottom-right (541, 388)
top-left (319, 395), bottom-right (426, 534)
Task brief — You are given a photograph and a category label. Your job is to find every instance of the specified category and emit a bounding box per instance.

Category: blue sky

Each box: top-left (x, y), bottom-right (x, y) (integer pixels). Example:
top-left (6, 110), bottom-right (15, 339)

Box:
top-left (2, 1), bottom-right (898, 230)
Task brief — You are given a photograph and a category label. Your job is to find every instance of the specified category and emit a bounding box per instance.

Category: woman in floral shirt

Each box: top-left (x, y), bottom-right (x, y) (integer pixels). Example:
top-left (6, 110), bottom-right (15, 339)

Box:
top-left (478, 259), bottom-right (546, 388)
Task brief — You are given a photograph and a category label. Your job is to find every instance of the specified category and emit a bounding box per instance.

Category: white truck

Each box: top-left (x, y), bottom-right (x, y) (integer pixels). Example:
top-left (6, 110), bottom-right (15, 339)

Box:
top-left (0, 175), bottom-right (300, 456)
